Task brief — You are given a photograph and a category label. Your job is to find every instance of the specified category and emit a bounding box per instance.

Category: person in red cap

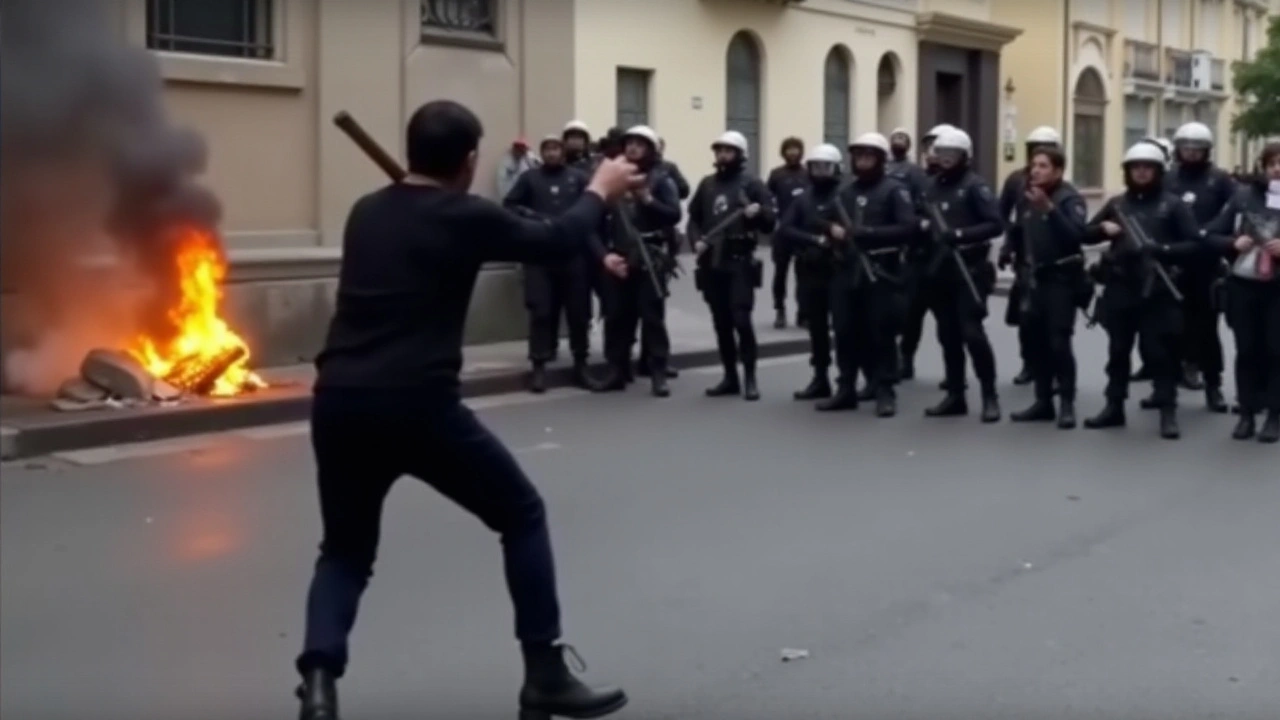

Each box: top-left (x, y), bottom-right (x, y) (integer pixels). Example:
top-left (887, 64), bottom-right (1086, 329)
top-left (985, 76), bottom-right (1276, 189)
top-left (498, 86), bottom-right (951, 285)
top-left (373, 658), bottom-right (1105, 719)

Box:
top-left (498, 136), bottom-right (540, 199)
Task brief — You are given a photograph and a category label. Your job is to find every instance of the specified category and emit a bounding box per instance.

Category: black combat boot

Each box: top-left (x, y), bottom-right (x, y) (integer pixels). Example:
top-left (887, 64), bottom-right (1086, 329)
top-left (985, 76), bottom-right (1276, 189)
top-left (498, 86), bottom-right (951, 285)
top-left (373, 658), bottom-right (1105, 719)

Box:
top-left (816, 381), bottom-right (859, 411)
top-left (1011, 398), bottom-right (1056, 423)
top-left (1180, 363), bottom-right (1204, 391)
top-left (1232, 413), bottom-right (1257, 441)
top-left (742, 365), bottom-right (760, 402)
top-left (1259, 412), bottom-right (1280, 444)
top-left (650, 362), bottom-right (670, 398)
top-left (570, 360), bottom-right (590, 390)
top-left (589, 365), bottom-right (628, 393)
top-left (1159, 407), bottom-right (1181, 440)
top-left (874, 387), bottom-right (896, 418)
top-left (899, 357), bottom-right (915, 381)
top-left (773, 308), bottom-right (787, 329)
top-left (296, 667), bottom-right (339, 720)
top-left (980, 392), bottom-right (1002, 423)
top-left (519, 644), bottom-right (627, 720)
top-left (705, 368), bottom-right (741, 397)
top-left (529, 363), bottom-right (548, 394)
top-left (1012, 365), bottom-right (1034, 386)
top-left (1204, 384), bottom-right (1228, 414)
top-left (793, 370), bottom-right (832, 400)
top-left (925, 393), bottom-right (967, 417)
top-left (1084, 402), bottom-right (1126, 429)
top-left (1057, 399), bottom-right (1077, 429)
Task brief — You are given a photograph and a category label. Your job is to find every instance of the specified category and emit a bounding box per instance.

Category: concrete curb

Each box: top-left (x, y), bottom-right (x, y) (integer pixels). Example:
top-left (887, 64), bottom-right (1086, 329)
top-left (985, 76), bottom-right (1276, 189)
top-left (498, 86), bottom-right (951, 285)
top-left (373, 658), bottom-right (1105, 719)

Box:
top-left (0, 338), bottom-right (810, 461)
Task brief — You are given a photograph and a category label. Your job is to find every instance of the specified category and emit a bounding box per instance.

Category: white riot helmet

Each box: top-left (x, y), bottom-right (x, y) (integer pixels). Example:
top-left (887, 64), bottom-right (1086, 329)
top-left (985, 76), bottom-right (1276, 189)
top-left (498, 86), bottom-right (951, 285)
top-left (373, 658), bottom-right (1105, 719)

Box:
top-left (1174, 122), bottom-right (1213, 149)
top-left (805, 143), bottom-right (843, 166)
top-left (932, 127), bottom-right (973, 155)
top-left (712, 130), bottom-right (750, 157)
top-left (623, 125), bottom-right (660, 148)
top-left (848, 132), bottom-right (891, 157)
top-left (1026, 126), bottom-right (1062, 146)
top-left (890, 127), bottom-right (911, 140)
top-left (562, 120), bottom-right (590, 139)
top-left (923, 124), bottom-right (956, 143)
top-left (1122, 142), bottom-right (1168, 167)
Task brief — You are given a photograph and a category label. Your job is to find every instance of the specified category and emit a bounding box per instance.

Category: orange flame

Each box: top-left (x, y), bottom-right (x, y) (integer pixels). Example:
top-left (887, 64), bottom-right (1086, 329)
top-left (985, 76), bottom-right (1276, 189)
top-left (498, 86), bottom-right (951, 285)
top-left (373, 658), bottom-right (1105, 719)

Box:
top-left (127, 227), bottom-right (266, 397)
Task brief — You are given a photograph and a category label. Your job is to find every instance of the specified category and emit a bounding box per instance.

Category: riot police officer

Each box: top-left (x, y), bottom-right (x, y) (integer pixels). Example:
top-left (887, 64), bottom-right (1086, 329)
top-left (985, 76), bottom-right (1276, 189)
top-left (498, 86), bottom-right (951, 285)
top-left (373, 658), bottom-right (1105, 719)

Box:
top-left (503, 135), bottom-right (594, 392)
top-left (767, 137), bottom-right (810, 328)
top-left (1164, 121), bottom-right (1236, 412)
top-left (777, 143), bottom-right (843, 400)
top-left (689, 130), bottom-right (777, 401)
top-left (919, 128), bottom-right (1005, 423)
top-left (1005, 146), bottom-right (1089, 429)
top-left (562, 119), bottom-right (594, 172)
top-left (887, 128), bottom-right (926, 192)
top-left (1082, 142), bottom-right (1203, 439)
top-left (822, 133), bottom-right (917, 416)
top-left (591, 125), bottom-right (683, 397)
top-left (999, 126), bottom-right (1063, 387)
top-left (899, 123), bottom-right (956, 382)
top-left (636, 137), bottom-right (689, 383)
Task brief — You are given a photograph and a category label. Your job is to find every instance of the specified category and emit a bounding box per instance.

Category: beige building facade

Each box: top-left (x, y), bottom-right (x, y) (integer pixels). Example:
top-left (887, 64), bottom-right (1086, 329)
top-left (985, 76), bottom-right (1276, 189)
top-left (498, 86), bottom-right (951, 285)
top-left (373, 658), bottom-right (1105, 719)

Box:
top-left (995, 0), bottom-right (1276, 199)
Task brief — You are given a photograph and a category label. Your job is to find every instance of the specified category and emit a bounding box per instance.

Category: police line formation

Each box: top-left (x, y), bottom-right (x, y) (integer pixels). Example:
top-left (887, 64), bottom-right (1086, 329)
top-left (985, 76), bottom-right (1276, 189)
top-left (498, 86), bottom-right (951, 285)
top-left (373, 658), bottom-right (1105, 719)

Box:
top-left (503, 119), bottom-right (1280, 444)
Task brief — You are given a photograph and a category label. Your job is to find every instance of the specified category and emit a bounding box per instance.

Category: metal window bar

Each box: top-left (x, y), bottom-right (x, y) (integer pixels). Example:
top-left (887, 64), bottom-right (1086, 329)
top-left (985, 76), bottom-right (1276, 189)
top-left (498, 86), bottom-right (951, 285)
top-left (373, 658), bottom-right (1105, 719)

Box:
top-left (146, 0), bottom-right (274, 60)
top-left (421, 0), bottom-right (497, 35)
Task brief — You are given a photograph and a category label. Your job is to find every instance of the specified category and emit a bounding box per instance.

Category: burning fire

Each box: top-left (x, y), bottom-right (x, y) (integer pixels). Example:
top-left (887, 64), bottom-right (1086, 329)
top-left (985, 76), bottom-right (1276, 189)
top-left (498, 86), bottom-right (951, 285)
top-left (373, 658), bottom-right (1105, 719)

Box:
top-left (127, 227), bottom-right (266, 397)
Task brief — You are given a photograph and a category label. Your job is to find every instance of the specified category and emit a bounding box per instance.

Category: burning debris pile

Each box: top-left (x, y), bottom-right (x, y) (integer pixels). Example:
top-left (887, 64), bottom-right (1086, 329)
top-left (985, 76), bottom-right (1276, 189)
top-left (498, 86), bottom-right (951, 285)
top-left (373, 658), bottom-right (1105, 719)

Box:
top-left (0, 0), bottom-right (267, 410)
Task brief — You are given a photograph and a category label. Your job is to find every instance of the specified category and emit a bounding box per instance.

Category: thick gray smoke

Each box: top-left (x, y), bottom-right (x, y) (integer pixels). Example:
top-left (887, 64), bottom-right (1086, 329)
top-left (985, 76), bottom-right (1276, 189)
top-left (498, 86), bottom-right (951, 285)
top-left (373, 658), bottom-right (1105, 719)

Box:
top-left (0, 0), bottom-right (223, 395)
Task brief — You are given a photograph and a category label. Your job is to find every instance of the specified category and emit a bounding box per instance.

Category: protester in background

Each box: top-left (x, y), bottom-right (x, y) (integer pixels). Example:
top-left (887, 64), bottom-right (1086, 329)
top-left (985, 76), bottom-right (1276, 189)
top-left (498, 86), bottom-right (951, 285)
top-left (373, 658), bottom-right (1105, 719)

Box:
top-left (497, 137), bottom-right (539, 199)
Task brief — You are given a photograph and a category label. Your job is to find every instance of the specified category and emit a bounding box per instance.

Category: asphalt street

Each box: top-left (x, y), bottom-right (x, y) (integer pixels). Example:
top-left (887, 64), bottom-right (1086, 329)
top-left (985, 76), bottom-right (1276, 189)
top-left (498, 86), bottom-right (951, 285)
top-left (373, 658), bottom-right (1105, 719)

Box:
top-left (2, 309), bottom-right (1277, 720)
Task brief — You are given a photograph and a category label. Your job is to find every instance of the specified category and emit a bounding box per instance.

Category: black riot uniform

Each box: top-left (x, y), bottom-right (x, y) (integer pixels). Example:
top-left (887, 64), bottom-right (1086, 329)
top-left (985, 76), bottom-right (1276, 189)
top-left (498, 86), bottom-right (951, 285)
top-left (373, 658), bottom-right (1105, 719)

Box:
top-left (777, 146), bottom-right (843, 401)
top-left (1006, 177), bottom-right (1090, 428)
top-left (591, 127), bottom-right (683, 397)
top-left (690, 132), bottom-right (777, 401)
top-left (503, 137), bottom-right (593, 392)
top-left (897, 133), bottom-right (947, 383)
top-left (1082, 146), bottom-right (1203, 439)
top-left (821, 134), bottom-right (918, 416)
top-left (1165, 145), bottom-right (1236, 411)
top-left (766, 137), bottom-right (811, 328)
top-left (1202, 161), bottom-right (1280, 443)
top-left (635, 152), bottom-right (691, 383)
top-left (919, 130), bottom-right (1006, 422)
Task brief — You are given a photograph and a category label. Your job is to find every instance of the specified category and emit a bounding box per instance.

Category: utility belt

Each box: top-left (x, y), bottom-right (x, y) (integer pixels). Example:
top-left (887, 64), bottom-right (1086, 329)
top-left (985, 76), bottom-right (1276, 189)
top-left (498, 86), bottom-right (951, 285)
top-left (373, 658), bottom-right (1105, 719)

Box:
top-left (838, 245), bottom-right (907, 286)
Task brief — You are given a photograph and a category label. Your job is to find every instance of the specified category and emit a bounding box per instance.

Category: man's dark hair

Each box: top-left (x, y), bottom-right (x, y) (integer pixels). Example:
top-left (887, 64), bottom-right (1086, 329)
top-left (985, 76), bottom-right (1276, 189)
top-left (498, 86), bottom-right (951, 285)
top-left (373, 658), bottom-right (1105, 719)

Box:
top-left (1262, 142), bottom-right (1280, 169)
top-left (780, 137), bottom-right (804, 155)
top-left (405, 100), bottom-right (484, 178)
top-left (1030, 146), bottom-right (1066, 170)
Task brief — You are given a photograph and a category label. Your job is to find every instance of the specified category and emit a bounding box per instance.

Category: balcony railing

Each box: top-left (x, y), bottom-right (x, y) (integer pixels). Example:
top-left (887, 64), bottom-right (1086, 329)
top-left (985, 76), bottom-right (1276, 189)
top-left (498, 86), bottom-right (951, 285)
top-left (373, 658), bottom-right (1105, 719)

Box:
top-left (1210, 58), bottom-right (1225, 91)
top-left (1166, 48), bottom-right (1193, 88)
top-left (1124, 40), bottom-right (1160, 81)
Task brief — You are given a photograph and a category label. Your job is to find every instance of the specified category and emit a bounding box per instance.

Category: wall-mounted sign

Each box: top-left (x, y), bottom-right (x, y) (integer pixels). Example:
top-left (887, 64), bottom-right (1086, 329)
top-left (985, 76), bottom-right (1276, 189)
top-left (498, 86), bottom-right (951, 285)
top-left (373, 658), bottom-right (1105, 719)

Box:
top-left (691, 96), bottom-right (703, 110)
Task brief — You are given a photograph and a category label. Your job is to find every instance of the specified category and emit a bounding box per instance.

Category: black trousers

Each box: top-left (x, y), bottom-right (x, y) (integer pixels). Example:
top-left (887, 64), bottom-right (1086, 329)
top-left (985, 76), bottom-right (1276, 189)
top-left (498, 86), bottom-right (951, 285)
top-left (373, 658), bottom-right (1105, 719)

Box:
top-left (298, 388), bottom-right (562, 678)
top-left (1006, 281), bottom-right (1032, 369)
top-left (1179, 276), bottom-right (1225, 385)
top-left (929, 261), bottom-right (998, 394)
top-left (899, 261), bottom-right (933, 362)
top-left (796, 260), bottom-right (832, 370)
top-left (603, 271), bottom-right (669, 369)
top-left (835, 275), bottom-right (904, 395)
top-left (525, 261), bottom-right (590, 364)
top-left (1225, 277), bottom-right (1280, 413)
top-left (771, 242), bottom-right (796, 312)
top-left (1016, 280), bottom-right (1078, 402)
top-left (1099, 286), bottom-right (1183, 408)
top-left (702, 261), bottom-right (758, 371)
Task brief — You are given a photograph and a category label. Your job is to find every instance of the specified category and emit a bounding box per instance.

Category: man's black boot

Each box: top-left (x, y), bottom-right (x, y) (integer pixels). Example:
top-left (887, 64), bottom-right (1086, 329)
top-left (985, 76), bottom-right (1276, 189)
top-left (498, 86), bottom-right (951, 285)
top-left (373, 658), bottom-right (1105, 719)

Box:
top-left (705, 368), bottom-right (741, 397)
top-left (570, 360), bottom-right (590, 390)
top-left (1232, 413), bottom-right (1257, 441)
top-left (1180, 363), bottom-right (1204, 391)
top-left (773, 307), bottom-right (787, 329)
top-left (1012, 365), bottom-right (1034, 386)
top-left (794, 371), bottom-right (832, 400)
top-left (816, 381), bottom-right (859, 411)
top-left (925, 393), bottom-right (967, 417)
top-left (1084, 402), bottom-right (1126, 429)
top-left (519, 644), bottom-right (628, 720)
top-left (1259, 412), bottom-right (1280, 444)
top-left (980, 392), bottom-right (1002, 423)
top-left (650, 364), bottom-right (670, 398)
top-left (1057, 399), bottom-right (1077, 429)
top-left (875, 387), bottom-right (897, 418)
top-left (1159, 407), bottom-right (1181, 440)
top-left (589, 365), bottom-right (627, 393)
top-left (1204, 384), bottom-right (1228, 414)
top-left (1011, 399), bottom-right (1055, 423)
top-left (529, 363), bottom-right (548, 394)
top-left (296, 667), bottom-right (339, 720)
top-left (742, 365), bottom-right (760, 402)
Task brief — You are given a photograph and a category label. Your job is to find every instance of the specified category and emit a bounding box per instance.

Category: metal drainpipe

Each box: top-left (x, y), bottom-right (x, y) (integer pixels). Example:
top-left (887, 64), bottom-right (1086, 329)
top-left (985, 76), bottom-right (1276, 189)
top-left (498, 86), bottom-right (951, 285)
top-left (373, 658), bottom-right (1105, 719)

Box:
top-left (1155, 0), bottom-right (1164, 135)
top-left (1062, 0), bottom-right (1070, 136)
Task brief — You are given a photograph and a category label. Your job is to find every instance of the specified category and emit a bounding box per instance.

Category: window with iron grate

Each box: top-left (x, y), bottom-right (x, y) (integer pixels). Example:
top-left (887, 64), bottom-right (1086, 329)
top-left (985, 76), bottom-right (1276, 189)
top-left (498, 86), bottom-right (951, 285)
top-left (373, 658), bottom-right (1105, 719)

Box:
top-left (421, 0), bottom-right (501, 47)
top-left (146, 0), bottom-right (275, 60)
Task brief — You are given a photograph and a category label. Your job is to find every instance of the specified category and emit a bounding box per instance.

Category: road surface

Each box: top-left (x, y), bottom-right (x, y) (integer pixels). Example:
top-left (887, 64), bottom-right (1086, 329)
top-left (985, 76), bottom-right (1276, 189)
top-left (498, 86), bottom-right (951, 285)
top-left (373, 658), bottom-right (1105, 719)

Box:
top-left (2, 315), bottom-right (1276, 720)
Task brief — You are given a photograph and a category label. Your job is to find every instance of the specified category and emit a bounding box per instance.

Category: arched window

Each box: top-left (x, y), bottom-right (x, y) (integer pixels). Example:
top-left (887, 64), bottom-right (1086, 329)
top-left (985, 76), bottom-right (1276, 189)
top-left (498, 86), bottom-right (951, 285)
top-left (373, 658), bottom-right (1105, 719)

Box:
top-left (726, 32), bottom-right (763, 175)
top-left (876, 52), bottom-right (903, 133)
top-left (823, 47), bottom-right (852, 150)
top-left (1071, 68), bottom-right (1107, 189)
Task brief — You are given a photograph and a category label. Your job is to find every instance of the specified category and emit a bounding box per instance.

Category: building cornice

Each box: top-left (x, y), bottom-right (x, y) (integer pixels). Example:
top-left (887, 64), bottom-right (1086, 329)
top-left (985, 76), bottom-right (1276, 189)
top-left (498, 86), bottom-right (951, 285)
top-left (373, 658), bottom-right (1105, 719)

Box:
top-left (916, 12), bottom-right (1022, 53)
top-left (1072, 20), bottom-right (1116, 38)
